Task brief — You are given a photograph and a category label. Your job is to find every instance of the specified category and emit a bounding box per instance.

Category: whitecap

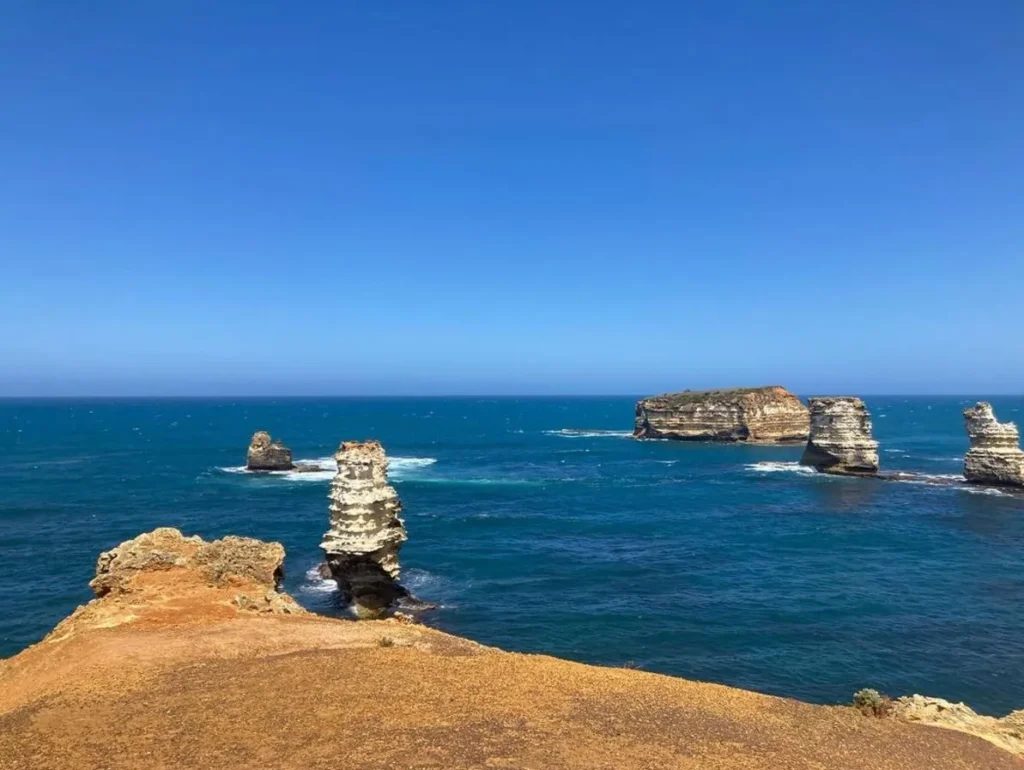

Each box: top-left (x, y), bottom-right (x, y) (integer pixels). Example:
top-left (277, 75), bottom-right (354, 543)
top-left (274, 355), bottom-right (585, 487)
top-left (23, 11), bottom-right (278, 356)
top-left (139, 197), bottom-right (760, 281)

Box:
top-left (746, 461), bottom-right (817, 475)
top-left (544, 429), bottom-right (633, 438)
top-left (884, 449), bottom-right (908, 454)
top-left (963, 487), bottom-right (1012, 497)
top-left (656, 460), bottom-right (678, 465)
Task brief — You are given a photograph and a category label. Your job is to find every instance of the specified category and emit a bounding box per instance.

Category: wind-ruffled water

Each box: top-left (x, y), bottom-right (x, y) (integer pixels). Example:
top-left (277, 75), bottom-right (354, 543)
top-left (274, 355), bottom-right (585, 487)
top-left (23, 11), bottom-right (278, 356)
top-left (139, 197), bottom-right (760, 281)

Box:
top-left (2, 396), bottom-right (1022, 713)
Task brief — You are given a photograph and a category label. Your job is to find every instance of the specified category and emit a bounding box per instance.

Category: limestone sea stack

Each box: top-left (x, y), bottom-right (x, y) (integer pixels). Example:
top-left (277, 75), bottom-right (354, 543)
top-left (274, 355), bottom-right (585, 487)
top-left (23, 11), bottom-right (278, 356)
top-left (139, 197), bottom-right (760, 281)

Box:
top-left (320, 440), bottom-right (408, 617)
top-left (963, 402), bottom-right (1024, 487)
top-left (634, 386), bottom-right (809, 442)
top-left (799, 397), bottom-right (880, 475)
top-left (246, 431), bottom-right (294, 471)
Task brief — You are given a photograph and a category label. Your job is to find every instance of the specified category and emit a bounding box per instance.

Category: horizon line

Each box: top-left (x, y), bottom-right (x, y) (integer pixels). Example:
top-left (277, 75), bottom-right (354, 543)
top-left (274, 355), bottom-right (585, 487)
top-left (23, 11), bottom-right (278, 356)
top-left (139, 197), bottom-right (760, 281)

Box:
top-left (0, 392), bottom-right (1019, 401)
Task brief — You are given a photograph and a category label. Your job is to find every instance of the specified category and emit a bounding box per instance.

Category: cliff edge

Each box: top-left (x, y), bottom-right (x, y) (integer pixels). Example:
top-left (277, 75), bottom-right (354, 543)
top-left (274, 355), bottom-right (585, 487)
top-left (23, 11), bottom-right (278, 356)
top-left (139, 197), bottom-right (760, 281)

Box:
top-left (0, 528), bottom-right (1018, 770)
top-left (634, 386), bottom-right (810, 443)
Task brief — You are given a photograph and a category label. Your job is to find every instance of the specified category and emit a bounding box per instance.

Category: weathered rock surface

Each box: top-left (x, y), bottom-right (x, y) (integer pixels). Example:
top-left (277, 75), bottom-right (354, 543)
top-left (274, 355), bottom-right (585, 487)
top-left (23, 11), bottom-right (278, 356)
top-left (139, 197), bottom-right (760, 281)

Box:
top-left (246, 430), bottom-right (294, 471)
top-left (634, 386), bottom-right (809, 442)
top-left (800, 397), bottom-right (880, 475)
top-left (49, 527), bottom-right (302, 641)
top-left (893, 695), bottom-right (1024, 756)
top-left (321, 440), bottom-right (409, 618)
top-left (963, 402), bottom-right (1024, 487)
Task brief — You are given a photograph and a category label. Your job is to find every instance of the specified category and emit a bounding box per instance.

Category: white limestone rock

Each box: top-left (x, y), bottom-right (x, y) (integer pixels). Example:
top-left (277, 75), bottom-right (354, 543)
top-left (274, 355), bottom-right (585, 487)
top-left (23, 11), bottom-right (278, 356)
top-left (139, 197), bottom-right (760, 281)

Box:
top-left (799, 397), bottom-right (879, 475)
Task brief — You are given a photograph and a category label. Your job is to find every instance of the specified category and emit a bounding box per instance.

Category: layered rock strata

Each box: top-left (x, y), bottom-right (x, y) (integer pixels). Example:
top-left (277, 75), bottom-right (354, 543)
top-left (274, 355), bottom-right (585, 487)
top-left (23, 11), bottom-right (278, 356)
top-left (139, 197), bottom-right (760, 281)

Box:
top-left (963, 402), bottom-right (1024, 487)
top-left (320, 440), bottom-right (409, 618)
top-left (634, 386), bottom-right (809, 442)
top-left (799, 397), bottom-right (879, 475)
top-left (246, 431), bottom-right (294, 471)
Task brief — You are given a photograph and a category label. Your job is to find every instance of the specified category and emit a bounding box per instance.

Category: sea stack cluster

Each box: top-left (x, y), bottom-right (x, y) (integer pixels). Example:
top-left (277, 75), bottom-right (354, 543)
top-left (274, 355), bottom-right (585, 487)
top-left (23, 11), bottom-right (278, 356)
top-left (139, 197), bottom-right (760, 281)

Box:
top-left (634, 386), bottom-right (809, 443)
top-left (246, 431), bottom-right (294, 471)
top-left (320, 440), bottom-right (408, 617)
top-left (799, 397), bottom-right (879, 475)
top-left (963, 402), bottom-right (1024, 487)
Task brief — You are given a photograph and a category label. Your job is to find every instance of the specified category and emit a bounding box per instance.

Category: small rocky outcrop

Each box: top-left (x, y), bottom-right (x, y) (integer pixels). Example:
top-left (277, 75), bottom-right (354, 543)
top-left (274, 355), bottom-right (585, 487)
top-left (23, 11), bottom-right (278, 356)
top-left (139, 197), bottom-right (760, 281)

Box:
top-left (320, 440), bottom-right (409, 618)
top-left (49, 528), bottom-right (302, 641)
top-left (799, 397), bottom-right (879, 475)
top-left (963, 402), bottom-right (1024, 487)
top-left (893, 695), bottom-right (1024, 757)
top-left (246, 431), bottom-right (294, 471)
top-left (634, 386), bottom-right (809, 442)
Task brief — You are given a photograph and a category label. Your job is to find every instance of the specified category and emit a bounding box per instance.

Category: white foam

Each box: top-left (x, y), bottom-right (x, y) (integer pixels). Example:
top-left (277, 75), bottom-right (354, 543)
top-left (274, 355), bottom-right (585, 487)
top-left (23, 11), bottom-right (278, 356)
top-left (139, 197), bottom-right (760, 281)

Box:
top-left (746, 461), bottom-right (818, 475)
top-left (544, 429), bottom-right (633, 438)
top-left (884, 449), bottom-right (908, 454)
top-left (656, 460), bottom-right (678, 465)
top-left (217, 455), bottom-right (437, 483)
top-left (963, 486), bottom-right (1013, 497)
top-left (299, 565), bottom-right (338, 594)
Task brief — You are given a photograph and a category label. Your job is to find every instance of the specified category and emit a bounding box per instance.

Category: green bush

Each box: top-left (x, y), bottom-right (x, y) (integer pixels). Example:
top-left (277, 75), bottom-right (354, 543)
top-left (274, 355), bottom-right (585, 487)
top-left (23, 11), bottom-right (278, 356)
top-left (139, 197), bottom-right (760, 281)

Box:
top-left (852, 688), bottom-right (892, 717)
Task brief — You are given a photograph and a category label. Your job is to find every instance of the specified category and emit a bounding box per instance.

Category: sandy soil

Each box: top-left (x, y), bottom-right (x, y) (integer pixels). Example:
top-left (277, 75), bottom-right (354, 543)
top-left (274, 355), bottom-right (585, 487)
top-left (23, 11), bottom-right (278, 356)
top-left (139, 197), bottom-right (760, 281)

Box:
top-left (1, 606), bottom-right (1019, 770)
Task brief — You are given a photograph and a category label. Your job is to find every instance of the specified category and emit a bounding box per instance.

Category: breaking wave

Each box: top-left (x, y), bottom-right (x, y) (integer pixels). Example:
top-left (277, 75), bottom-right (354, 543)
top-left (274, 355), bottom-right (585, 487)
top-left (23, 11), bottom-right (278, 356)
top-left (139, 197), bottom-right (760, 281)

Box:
top-left (218, 455), bottom-right (437, 483)
top-left (299, 565), bottom-right (337, 594)
top-left (544, 429), bottom-right (634, 438)
top-left (746, 461), bottom-right (818, 476)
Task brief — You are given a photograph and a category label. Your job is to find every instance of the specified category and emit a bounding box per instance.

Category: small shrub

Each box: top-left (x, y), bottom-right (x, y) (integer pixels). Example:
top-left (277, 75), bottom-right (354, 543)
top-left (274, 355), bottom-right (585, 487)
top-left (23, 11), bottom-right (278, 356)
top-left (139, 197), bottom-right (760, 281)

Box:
top-left (853, 688), bottom-right (892, 717)
top-left (378, 636), bottom-right (395, 648)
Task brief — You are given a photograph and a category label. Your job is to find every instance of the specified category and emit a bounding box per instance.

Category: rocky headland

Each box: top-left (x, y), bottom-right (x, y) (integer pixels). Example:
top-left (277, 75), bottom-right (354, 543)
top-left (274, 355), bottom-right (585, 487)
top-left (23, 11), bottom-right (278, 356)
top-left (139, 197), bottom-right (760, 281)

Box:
top-left (320, 440), bottom-right (410, 618)
top-left (634, 386), bottom-right (810, 443)
top-left (1, 528), bottom-right (1019, 770)
top-left (246, 430), bottom-right (295, 471)
top-left (963, 402), bottom-right (1024, 487)
top-left (800, 397), bottom-right (880, 475)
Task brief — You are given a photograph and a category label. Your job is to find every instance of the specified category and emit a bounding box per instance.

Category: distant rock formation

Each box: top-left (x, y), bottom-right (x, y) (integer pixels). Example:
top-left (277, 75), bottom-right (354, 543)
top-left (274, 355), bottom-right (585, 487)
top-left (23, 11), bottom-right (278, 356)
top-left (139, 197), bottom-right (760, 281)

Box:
top-left (246, 431), bottom-right (294, 471)
top-left (634, 386), bottom-right (809, 442)
top-left (963, 402), bottom-right (1024, 487)
top-left (320, 440), bottom-right (409, 618)
top-left (799, 397), bottom-right (879, 475)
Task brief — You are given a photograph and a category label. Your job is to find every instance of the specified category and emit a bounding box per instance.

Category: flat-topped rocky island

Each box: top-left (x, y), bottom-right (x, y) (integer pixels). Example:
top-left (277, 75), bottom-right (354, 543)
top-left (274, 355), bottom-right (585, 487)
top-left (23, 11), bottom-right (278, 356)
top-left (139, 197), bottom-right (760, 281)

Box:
top-left (634, 386), bottom-right (810, 443)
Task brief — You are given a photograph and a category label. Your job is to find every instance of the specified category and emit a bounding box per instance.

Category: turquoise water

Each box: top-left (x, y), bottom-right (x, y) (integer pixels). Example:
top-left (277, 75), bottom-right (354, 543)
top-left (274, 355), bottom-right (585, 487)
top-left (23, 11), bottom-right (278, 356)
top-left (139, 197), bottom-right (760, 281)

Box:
top-left (2, 396), bottom-right (1023, 713)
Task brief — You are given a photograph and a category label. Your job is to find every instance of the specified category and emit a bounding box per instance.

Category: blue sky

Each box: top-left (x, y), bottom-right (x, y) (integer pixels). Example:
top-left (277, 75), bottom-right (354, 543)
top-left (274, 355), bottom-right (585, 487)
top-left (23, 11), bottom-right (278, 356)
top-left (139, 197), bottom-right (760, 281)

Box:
top-left (2, 2), bottom-right (1022, 395)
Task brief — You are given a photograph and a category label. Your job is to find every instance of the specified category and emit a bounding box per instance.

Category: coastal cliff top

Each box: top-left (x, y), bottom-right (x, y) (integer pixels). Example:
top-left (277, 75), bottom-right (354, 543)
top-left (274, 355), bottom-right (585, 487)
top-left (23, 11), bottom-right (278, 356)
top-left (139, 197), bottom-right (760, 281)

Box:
top-left (640, 386), bottom-right (799, 406)
top-left (0, 528), bottom-right (1017, 770)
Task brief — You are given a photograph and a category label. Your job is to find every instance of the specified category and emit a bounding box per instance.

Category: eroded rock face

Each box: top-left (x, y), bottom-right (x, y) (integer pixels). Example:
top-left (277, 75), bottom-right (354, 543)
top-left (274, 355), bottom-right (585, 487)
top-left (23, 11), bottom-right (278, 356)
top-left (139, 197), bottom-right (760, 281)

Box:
top-left (634, 386), bottom-right (809, 442)
top-left (963, 402), bottom-right (1024, 487)
top-left (799, 397), bottom-right (879, 475)
top-left (320, 440), bottom-right (408, 618)
top-left (894, 695), bottom-right (1024, 757)
top-left (49, 528), bottom-right (302, 641)
top-left (246, 431), bottom-right (294, 471)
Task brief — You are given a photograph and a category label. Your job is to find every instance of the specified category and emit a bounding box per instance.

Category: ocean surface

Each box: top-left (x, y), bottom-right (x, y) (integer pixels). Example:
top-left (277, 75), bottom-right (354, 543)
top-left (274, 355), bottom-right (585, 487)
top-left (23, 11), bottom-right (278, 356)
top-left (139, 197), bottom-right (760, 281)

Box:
top-left (2, 396), bottom-right (1023, 713)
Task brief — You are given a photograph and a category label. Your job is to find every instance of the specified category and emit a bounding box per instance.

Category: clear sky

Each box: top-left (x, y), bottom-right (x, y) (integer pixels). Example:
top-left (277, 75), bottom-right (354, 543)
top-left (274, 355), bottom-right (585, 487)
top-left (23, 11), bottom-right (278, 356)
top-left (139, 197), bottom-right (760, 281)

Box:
top-left (2, 1), bottom-right (1022, 396)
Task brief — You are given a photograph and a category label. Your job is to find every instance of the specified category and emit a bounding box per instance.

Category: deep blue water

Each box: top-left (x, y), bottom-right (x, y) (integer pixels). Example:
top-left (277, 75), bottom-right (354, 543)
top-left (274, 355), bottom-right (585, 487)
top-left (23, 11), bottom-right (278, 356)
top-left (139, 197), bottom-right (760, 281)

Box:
top-left (2, 396), bottom-right (1023, 713)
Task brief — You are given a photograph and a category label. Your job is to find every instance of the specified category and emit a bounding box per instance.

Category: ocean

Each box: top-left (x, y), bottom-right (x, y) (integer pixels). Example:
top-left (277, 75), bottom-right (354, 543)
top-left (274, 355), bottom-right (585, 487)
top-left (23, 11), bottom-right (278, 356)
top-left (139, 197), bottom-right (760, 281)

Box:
top-left (2, 396), bottom-right (1022, 714)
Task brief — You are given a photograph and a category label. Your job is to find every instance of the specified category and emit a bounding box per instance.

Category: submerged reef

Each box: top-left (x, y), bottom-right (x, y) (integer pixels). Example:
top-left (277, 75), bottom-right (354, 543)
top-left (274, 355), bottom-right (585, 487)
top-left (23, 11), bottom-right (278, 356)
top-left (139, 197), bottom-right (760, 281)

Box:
top-left (800, 397), bottom-right (880, 476)
top-left (633, 386), bottom-right (809, 443)
top-left (246, 431), bottom-right (294, 471)
top-left (320, 440), bottom-right (409, 618)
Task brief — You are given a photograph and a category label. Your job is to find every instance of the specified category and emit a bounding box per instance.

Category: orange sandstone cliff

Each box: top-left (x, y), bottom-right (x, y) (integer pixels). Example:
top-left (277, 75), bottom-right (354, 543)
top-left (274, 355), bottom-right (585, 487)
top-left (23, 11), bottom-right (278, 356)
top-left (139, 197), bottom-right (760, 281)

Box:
top-left (0, 528), bottom-right (1019, 770)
